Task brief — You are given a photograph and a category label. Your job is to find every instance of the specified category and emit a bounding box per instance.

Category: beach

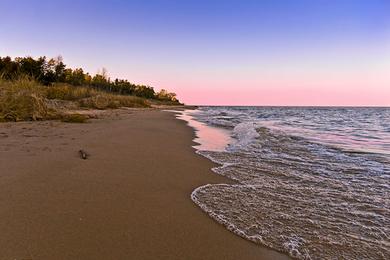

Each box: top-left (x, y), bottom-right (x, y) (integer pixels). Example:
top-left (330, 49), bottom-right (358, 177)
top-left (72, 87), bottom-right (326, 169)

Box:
top-left (0, 109), bottom-right (288, 260)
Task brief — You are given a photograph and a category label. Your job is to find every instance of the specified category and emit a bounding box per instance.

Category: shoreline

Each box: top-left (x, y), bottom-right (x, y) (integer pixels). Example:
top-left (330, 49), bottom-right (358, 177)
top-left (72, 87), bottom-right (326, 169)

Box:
top-left (0, 109), bottom-right (288, 259)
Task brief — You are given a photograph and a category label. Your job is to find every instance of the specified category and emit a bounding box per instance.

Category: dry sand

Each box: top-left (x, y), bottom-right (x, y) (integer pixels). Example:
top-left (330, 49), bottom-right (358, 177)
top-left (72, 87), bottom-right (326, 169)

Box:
top-left (0, 109), bottom-right (289, 259)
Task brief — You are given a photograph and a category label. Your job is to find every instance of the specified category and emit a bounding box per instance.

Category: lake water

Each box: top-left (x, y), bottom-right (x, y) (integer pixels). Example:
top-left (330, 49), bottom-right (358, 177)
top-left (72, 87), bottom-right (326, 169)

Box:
top-left (177, 106), bottom-right (390, 259)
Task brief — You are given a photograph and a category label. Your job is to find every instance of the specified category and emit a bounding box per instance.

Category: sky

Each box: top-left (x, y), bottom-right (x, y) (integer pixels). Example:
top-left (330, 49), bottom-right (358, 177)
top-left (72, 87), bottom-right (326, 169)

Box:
top-left (1, 0), bottom-right (389, 106)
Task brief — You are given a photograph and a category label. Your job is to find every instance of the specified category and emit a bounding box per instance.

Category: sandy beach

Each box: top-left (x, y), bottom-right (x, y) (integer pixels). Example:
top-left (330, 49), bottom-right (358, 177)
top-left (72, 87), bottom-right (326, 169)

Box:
top-left (0, 109), bottom-right (288, 259)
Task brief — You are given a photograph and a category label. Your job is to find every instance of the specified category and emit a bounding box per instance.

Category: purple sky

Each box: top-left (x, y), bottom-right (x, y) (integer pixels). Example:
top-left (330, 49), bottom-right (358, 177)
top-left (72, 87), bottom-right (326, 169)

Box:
top-left (1, 0), bottom-right (389, 105)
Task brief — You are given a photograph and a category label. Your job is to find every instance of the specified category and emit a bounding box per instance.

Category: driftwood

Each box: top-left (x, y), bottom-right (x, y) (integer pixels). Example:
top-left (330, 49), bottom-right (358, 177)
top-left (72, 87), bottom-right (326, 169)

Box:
top-left (79, 149), bottom-right (88, 160)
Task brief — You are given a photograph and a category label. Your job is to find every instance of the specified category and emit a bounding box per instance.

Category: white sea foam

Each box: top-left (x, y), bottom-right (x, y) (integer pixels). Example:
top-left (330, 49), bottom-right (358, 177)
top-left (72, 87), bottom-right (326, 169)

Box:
top-left (228, 122), bottom-right (260, 151)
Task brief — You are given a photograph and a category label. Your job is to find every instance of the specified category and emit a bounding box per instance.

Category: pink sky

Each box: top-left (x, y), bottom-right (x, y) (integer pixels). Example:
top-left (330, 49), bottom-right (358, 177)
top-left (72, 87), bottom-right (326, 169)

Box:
top-left (114, 54), bottom-right (390, 106)
top-left (2, 0), bottom-right (389, 106)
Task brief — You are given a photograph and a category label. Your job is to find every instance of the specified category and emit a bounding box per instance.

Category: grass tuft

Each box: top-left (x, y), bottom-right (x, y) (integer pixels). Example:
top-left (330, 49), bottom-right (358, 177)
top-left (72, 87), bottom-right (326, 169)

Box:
top-left (60, 113), bottom-right (88, 123)
top-left (0, 78), bottom-right (49, 121)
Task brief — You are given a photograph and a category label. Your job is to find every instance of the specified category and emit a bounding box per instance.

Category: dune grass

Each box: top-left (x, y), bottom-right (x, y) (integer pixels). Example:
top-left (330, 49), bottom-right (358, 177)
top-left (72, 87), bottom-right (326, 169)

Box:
top-left (47, 83), bottom-right (149, 109)
top-left (0, 78), bottom-right (150, 122)
top-left (60, 113), bottom-right (89, 123)
top-left (46, 83), bottom-right (95, 101)
top-left (78, 94), bottom-right (148, 109)
top-left (0, 78), bottom-right (52, 122)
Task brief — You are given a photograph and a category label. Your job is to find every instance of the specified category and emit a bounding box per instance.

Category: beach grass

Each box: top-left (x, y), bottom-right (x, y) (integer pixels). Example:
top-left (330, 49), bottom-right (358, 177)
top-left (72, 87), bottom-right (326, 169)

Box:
top-left (45, 83), bottom-right (95, 101)
top-left (0, 78), bottom-right (51, 121)
top-left (0, 78), bottom-right (150, 122)
top-left (46, 83), bottom-right (149, 109)
top-left (60, 113), bottom-right (89, 123)
top-left (78, 93), bottom-right (148, 109)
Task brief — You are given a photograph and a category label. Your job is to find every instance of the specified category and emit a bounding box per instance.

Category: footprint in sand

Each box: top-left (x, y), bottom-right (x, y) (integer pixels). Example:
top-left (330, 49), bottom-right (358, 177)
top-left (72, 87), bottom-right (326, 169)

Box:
top-left (0, 133), bottom-right (9, 138)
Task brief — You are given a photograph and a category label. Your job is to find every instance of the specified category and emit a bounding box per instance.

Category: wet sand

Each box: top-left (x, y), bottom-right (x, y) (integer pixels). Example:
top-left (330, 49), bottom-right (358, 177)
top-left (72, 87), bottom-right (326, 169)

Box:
top-left (0, 109), bottom-right (289, 259)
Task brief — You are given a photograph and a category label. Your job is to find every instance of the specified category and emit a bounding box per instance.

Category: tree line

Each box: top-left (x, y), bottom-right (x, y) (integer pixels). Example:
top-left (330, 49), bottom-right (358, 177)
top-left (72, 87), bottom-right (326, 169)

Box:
top-left (0, 55), bottom-right (178, 102)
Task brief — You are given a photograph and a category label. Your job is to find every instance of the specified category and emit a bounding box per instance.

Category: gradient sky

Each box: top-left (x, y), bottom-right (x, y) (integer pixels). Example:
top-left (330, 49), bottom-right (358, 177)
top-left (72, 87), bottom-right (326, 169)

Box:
top-left (1, 0), bottom-right (389, 105)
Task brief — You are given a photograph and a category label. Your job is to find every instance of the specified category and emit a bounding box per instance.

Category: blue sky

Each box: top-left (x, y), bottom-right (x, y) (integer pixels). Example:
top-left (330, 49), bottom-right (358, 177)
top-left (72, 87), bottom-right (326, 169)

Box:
top-left (1, 0), bottom-right (389, 105)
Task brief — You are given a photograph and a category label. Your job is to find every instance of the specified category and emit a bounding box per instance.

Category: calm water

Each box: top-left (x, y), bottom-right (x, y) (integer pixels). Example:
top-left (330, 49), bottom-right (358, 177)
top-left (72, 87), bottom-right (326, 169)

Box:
top-left (177, 107), bottom-right (390, 259)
